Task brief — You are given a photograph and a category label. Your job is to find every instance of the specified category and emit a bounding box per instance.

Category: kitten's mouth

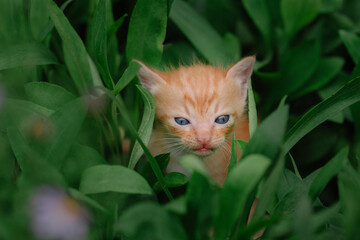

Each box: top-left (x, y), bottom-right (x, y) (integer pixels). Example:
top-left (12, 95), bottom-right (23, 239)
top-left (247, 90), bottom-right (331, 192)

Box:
top-left (193, 147), bottom-right (213, 156)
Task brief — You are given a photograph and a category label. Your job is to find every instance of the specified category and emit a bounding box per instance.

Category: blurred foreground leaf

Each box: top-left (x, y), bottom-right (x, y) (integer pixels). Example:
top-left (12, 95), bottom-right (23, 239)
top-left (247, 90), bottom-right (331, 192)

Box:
top-left (7, 126), bottom-right (67, 186)
top-left (0, 43), bottom-right (58, 70)
top-left (44, 98), bottom-right (87, 169)
top-left (214, 154), bottom-right (271, 240)
top-left (79, 165), bottom-right (152, 195)
top-left (24, 82), bottom-right (75, 110)
top-left (116, 202), bottom-right (186, 240)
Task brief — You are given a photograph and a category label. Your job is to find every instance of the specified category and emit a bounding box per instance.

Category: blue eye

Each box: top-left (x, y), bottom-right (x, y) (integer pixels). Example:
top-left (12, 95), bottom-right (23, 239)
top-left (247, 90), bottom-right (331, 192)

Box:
top-left (174, 117), bottom-right (190, 125)
top-left (215, 115), bottom-right (230, 124)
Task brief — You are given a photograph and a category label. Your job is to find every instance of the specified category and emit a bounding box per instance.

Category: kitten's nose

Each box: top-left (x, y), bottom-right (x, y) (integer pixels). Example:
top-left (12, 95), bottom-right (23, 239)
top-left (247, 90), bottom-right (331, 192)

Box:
top-left (196, 127), bottom-right (211, 148)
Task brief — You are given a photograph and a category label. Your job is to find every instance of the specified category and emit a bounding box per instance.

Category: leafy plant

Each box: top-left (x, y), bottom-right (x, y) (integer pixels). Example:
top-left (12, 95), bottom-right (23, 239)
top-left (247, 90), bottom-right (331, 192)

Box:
top-left (0, 0), bottom-right (360, 239)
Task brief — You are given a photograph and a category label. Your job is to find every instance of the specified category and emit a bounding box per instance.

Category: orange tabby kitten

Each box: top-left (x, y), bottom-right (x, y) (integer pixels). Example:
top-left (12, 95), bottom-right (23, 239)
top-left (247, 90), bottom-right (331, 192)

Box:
top-left (136, 56), bottom-right (255, 185)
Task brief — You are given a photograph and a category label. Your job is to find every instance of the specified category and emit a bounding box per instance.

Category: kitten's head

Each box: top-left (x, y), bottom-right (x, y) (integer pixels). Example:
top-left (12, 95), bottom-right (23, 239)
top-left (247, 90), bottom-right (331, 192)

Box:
top-left (136, 57), bottom-right (255, 157)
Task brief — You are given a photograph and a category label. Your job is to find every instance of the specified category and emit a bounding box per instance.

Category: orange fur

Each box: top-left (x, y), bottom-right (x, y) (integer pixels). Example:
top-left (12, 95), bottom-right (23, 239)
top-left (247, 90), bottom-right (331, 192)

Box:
top-left (137, 57), bottom-right (255, 185)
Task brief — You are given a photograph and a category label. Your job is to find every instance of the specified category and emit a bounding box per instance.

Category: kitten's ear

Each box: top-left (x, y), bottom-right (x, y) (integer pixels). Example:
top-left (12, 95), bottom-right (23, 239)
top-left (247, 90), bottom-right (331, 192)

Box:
top-left (226, 56), bottom-right (255, 91)
top-left (134, 60), bottom-right (166, 94)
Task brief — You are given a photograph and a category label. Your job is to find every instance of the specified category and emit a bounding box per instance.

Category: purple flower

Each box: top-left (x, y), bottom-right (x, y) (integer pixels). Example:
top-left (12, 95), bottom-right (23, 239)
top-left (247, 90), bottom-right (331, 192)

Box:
top-left (29, 186), bottom-right (90, 240)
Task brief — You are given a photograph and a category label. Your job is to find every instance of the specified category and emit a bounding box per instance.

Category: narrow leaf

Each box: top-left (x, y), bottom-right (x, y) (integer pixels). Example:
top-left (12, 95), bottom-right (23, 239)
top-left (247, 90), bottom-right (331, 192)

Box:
top-left (308, 147), bottom-right (348, 199)
top-left (339, 30), bottom-right (360, 64)
top-left (126, 0), bottom-right (167, 66)
top-left (113, 61), bottom-right (141, 95)
top-left (88, 0), bottom-right (113, 89)
top-left (79, 165), bottom-right (152, 195)
top-left (248, 78), bottom-right (257, 137)
top-left (283, 77), bottom-right (360, 153)
top-left (128, 86), bottom-right (155, 169)
top-left (169, 0), bottom-right (234, 66)
top-left (45, 0), bottom-right (93, 92)
top-left (227, 133), bottom-right (237, 174)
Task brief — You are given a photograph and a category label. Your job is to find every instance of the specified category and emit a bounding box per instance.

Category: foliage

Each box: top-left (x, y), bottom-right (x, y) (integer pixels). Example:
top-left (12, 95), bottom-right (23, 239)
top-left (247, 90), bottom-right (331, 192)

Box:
top-left (0, 0), bottom-right (360, 239)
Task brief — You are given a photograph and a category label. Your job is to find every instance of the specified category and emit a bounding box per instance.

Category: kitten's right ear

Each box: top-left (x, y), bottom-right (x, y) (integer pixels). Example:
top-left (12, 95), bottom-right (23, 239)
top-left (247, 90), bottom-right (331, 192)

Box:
top-left (134, 60), bottom-right (166, 94)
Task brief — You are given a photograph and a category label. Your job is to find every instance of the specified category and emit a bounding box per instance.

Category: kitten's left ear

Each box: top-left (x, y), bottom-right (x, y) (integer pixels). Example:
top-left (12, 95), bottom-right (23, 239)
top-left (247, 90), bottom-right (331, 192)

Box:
top-left (226, 56), bottom-right (255, 92)
top-left (134, 60), bottom-right (166, 94)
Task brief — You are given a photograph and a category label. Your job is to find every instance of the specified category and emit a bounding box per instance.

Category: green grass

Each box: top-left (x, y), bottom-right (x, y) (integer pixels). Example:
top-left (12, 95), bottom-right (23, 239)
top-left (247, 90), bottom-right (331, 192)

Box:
top-left (0, 0), bottom-right (360, 239)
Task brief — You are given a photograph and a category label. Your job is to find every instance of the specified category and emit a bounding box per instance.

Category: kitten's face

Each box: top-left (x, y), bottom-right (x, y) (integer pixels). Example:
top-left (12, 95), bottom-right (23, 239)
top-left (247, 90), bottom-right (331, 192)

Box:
top-left (137, 57), bottom-right (255, 157)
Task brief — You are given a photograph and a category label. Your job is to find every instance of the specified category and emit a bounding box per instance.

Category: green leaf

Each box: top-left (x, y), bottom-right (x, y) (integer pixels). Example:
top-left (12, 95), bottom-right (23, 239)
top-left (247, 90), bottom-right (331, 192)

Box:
top-left (108, 90), bottom-right (173, 200)
top-left (0, 43), bottom-right (58, 70)
top-left (79, 165), bottom-right (152, 195)
top-left (248, 78), bottom-right (257, 138)
top-left (293, 196), bottom-right (315, 240)
top-left (154, 172), bottom-right (188, 190)
top-left (140, 153), bottom-right (170, 187)
top-left (169, 0), bottom-right (234, 66)
top-left (68, 188), bottom-right (110, 214)
top-left (228, 133), bottom-right (237, 174)
top-left (281, 0), bottom-right (321, 37)
top-left (116, 202), bottom-right (186, 240)
top-left (107, 14), bottom-right (127, 36)
top-left (236, 140), bottom-right (248, 153)
top-left (308, 147), bottom-right (348, 199)
top-left (44, 98), bottom-right (87, 169)
top-left (180, 154), bottom-right (208, 177)
top-left (273, 171), bottom-right (318, 216)
top-left (0, 99), bottom-right (53, 132)
top-left (242, 105), bottom-right (289, 160)
top-left (242, 0), bottom-right (271, 43)
top-left (338, 165), bottom-right (360, 239)
top-left (283, 77), bottom-right (360, 154)
top-left (62, 143), bottom-right (107, 187)
top-left (113, 61), bottom-right (141, 95)
top-left (184, 172), bottom-right (217, 239)
top-left (251, 155), bottom-right (285, 222)
top-left (24, 82), bottom-right (75, 110)
top-left (339, 30), bottom-right (360, 64)
top-left (7, 126), bottom-right (67, 187)
top-left (88, 0), bottom-right (113, 89)
top-left (279, 40), bottom-right (320, 97)
top-left (292, 57), bottom-right (344, 98)
top-left (45, 0), bottom-right (93, 92)
top-left (214, 154), bottom-right (271, 240)
top-left (125, 0), bottom-right (167, 66)
top-left (128, 86), bottom-right (155, 169)
top-left (320, 0), bottom-right (343, 13)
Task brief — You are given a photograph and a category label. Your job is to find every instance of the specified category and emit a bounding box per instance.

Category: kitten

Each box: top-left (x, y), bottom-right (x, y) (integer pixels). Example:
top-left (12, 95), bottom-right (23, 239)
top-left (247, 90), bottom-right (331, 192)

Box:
top-left (136, 56), bottom-right (255, 185)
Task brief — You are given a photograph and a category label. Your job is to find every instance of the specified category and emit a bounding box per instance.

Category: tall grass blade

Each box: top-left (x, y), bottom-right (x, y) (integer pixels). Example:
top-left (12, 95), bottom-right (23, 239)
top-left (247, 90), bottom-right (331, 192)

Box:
top-left (88, 0), bottom-right (114, 89)
top-left (128, 86), bottom-right (156, 169)
top-left (283, 77), bottom-right (360, 153)
top-left (45, 0), bottom-right (93, 92)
